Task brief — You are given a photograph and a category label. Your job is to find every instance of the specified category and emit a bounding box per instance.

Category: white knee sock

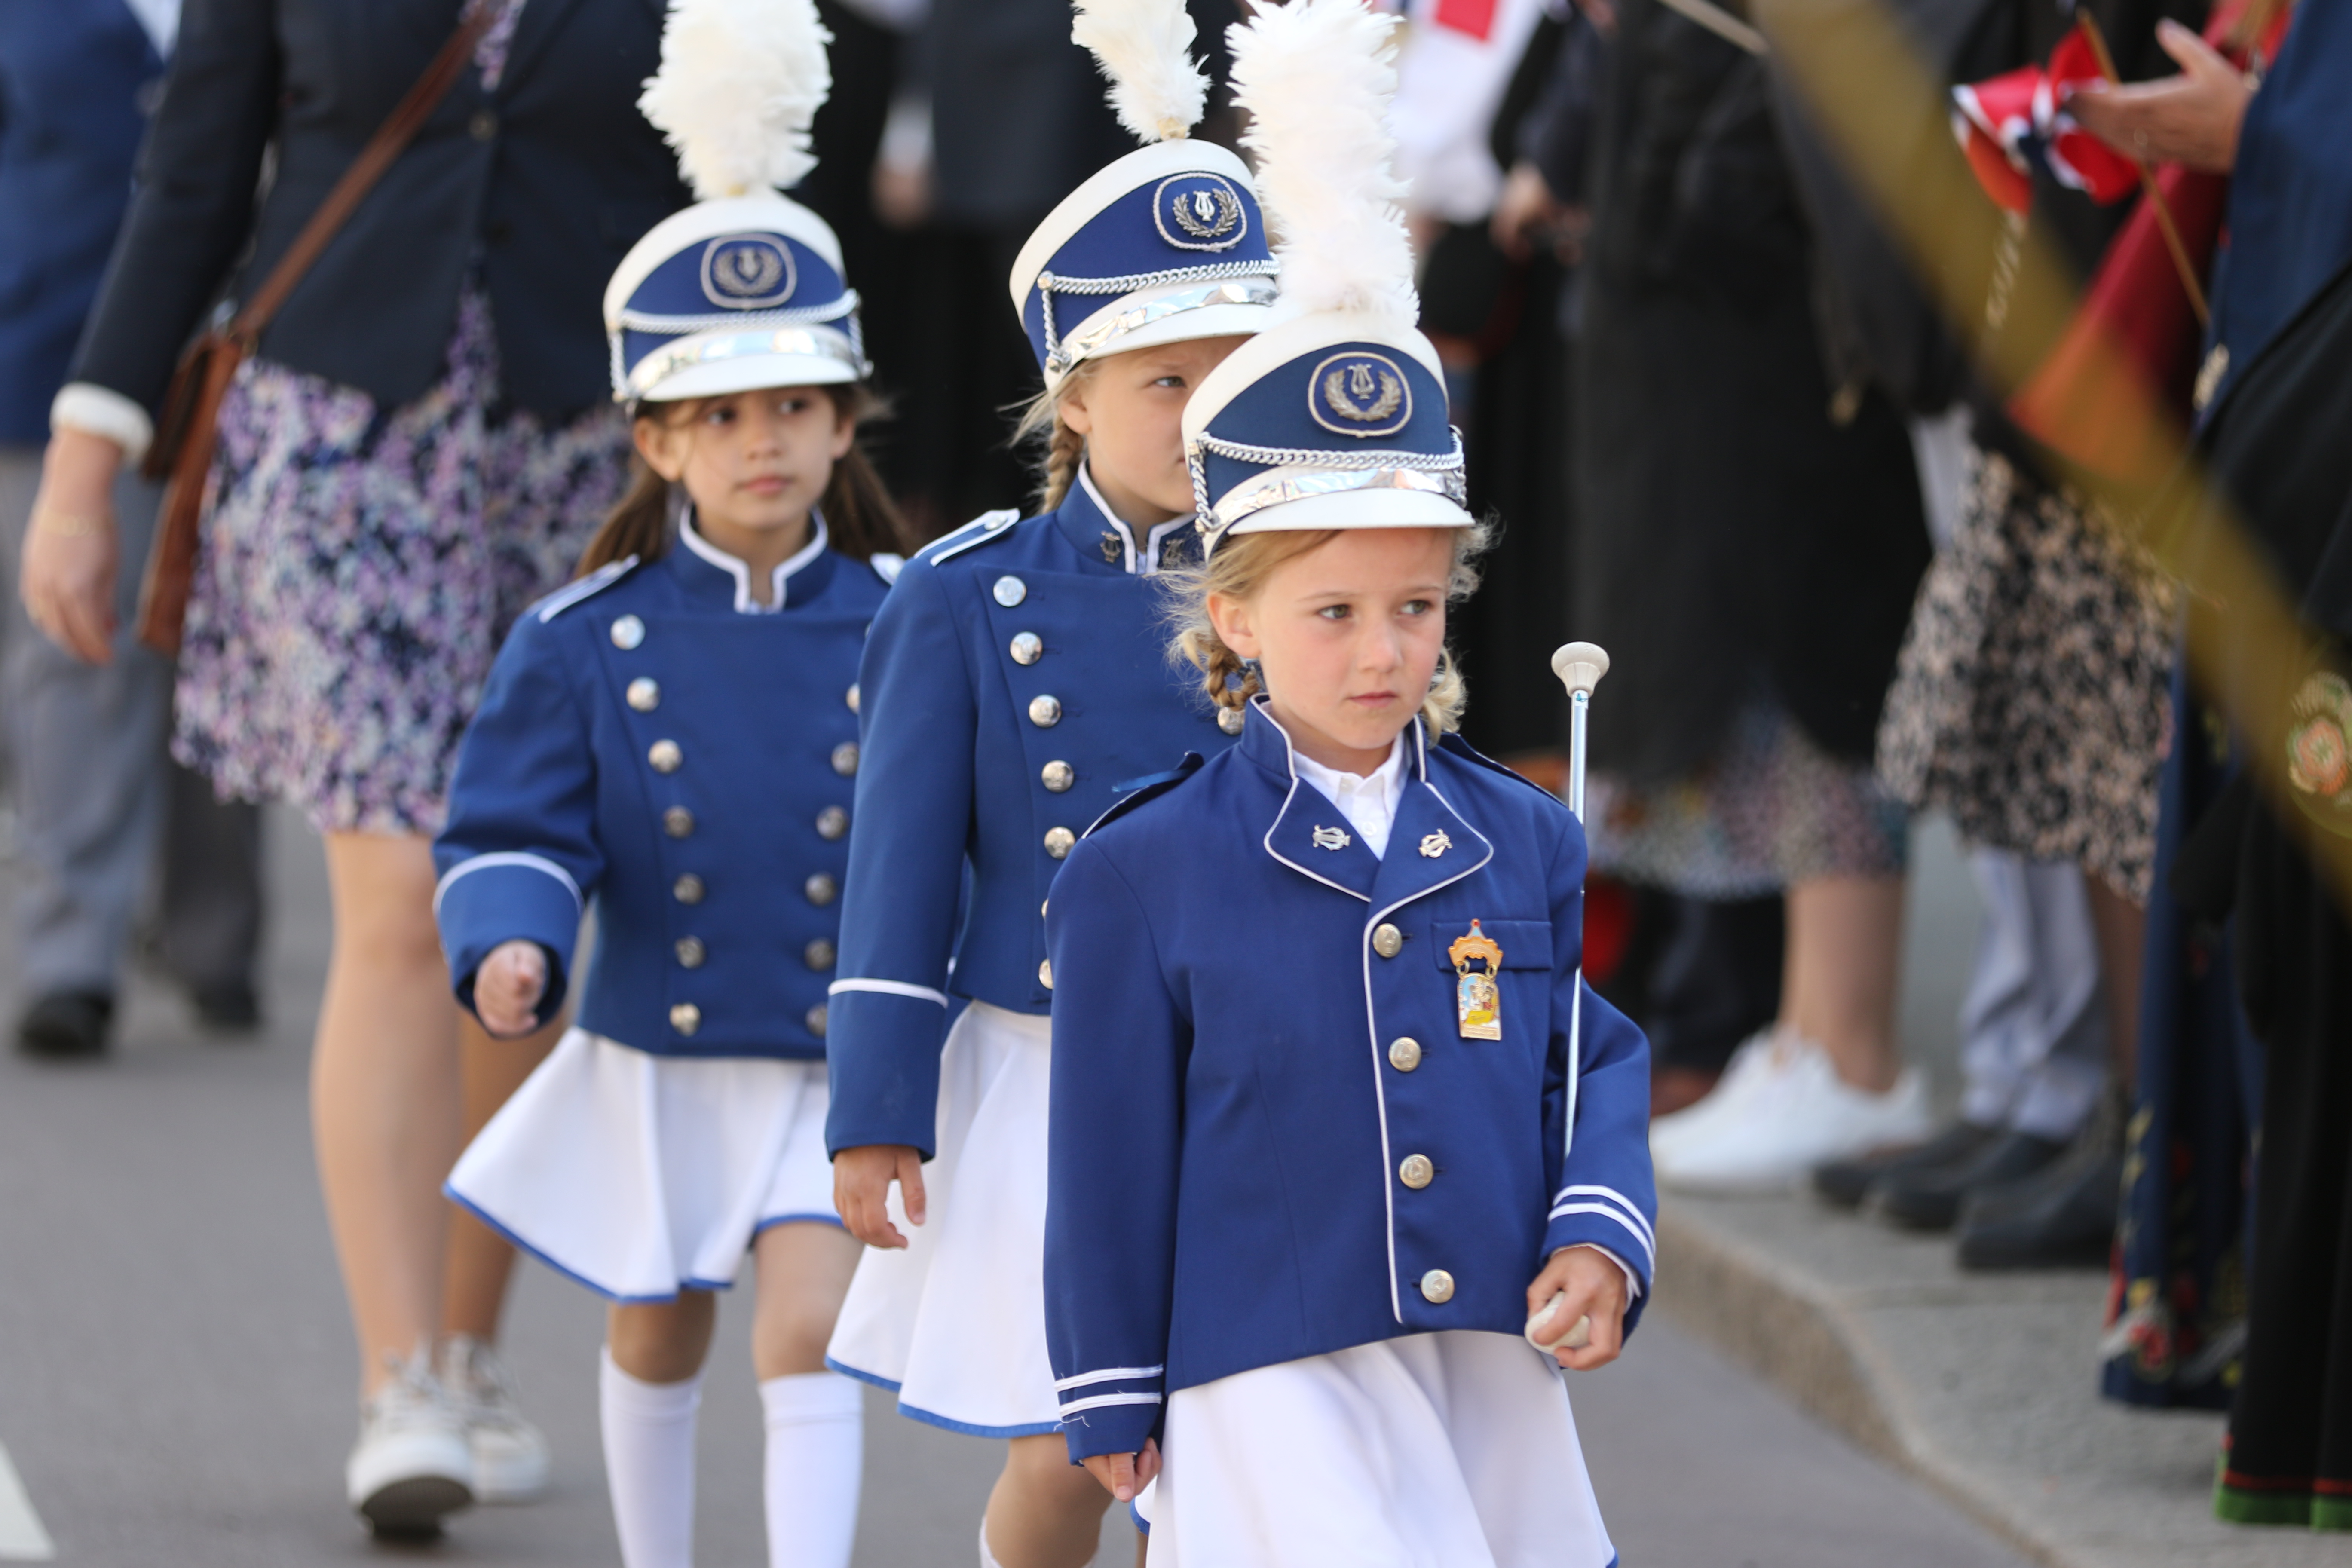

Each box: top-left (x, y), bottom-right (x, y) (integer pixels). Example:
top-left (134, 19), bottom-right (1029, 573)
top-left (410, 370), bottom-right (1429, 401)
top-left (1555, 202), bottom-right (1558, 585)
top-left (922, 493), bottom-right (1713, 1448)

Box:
top-left (601, 1348), bottom-right (704, 1568)
top-left (759, 1371), bottom-right (864, 1568)
top-left (978, 1517), bottom-right (1005, 1568)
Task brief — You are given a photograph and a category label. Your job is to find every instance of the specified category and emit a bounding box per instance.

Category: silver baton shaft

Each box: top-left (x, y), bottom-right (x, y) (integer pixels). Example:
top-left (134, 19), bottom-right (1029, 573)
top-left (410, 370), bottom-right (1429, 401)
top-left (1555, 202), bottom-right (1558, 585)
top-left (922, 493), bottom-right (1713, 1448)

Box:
top-left (1527, 642), bottom-right (1612, 1356)
top-left (1549, 643), bottom-right (1609, 1163)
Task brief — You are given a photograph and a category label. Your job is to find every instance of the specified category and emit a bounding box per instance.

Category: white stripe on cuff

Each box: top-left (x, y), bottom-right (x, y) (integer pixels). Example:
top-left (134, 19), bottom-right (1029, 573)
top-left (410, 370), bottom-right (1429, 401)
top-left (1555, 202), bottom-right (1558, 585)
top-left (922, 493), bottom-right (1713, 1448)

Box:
top-left (1555, 1183), bottom-right (1657, 1253)
top-left (1057, 1391), bottom-right (1164, 1417)
top-left (1053, 1364), bottom-right (1165, 1391)
top-left (1548, 1203), bottom-right (1657, 1274)
top-left (432, 852), bottom-right (583, 919)
top-left (827, 978), bottom-right (952, 1006)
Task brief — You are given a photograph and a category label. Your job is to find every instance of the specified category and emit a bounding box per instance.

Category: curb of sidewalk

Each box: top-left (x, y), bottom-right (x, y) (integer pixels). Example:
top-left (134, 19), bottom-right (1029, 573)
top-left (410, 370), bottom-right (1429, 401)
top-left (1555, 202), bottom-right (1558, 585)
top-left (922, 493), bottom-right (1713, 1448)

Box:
top-left (1651, 1195), bottom-right (2342, 1568)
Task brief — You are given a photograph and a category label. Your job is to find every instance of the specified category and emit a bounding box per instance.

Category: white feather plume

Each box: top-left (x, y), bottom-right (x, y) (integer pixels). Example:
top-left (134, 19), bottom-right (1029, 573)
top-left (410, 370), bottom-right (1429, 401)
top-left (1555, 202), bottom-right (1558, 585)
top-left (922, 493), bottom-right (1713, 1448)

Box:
top-left (640, 0), bottom-right (833, 201)
top-left (1230, 0), bottom-right (1416, 326)
top-left (1072, 0), bottom-right (1209, 144)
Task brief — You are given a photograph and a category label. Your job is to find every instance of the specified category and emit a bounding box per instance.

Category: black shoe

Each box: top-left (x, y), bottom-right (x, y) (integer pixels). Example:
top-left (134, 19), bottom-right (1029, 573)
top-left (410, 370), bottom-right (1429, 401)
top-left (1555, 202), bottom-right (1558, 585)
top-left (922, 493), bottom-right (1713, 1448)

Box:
top-left (1811, 1118), bottom-right (2000, 1210)
top-left (15, 990), bottom-right (114, 1059)
top-left (1955, 1117), bottom-right (2124, 1270)
top-left (1872, 1129), bottom-right (2069, 1231)
top-left (189, 980), bottom-right (261, 1034)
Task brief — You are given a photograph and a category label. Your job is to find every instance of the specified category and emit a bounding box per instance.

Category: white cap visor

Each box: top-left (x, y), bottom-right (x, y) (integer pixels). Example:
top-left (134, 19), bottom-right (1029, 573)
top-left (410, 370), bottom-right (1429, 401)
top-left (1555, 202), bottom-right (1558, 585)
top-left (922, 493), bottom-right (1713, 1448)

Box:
top-left (626, 324), bottom-right (863, 404)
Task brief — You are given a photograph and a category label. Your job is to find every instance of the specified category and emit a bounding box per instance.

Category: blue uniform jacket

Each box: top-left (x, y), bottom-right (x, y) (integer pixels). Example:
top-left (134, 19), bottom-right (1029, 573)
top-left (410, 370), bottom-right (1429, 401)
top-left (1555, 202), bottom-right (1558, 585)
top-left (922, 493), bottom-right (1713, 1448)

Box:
top-left (435, 522), bottom-right (890, 1059)
top-left (824, 471), bottom-right (1239, 1153)
top-left (0, 0), bottom-right (163, 439)
top-left (1041, 703), bottom-right (1657, 1461)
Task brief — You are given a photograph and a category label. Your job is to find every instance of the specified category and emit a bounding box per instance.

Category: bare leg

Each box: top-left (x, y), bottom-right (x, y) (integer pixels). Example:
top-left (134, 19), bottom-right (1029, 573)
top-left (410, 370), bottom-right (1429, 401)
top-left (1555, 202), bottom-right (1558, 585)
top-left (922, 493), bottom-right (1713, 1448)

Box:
top-left (1782, 875), bottom-right (1907, 1093)
top-left (313, 832), bottom-right (463, 1397)
top-left (2083, 872), bottom-right (2145, 1096)
top-left (750, 1221), bottom-right (863, 1379)
top-left (441, 1011), bottom-right (565, 1342)
top-left (610, 1294), bottom-right (718, 1385)
top-left (985, 1433), bottom-right (1116, 1568)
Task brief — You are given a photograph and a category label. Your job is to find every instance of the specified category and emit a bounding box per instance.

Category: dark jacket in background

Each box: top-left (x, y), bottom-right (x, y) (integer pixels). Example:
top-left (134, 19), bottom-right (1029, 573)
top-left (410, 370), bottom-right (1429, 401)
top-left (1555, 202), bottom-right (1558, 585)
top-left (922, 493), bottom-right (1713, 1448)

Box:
top-left (71, 0), bottom-right (691, 422)
top-left (0, 0), bottom-right (164, 441)
top-left (1575, 0), bottom-right (1929, 784)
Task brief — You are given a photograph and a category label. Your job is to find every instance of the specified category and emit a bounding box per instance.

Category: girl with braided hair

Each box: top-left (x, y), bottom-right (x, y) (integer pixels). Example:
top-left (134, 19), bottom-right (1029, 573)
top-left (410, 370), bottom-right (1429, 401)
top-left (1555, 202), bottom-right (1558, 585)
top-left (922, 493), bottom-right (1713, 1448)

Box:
top-left (819, 4), bottom-right (1278, 1562)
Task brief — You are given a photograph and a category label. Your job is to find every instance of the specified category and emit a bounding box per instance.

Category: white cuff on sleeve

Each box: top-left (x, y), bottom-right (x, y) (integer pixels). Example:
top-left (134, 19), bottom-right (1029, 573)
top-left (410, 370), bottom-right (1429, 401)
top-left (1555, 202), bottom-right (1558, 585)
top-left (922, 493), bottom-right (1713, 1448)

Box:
top-left (1559, 1243), bottom-right (1644, 1301)
top-left (50, 384), bottom-right (155, 470)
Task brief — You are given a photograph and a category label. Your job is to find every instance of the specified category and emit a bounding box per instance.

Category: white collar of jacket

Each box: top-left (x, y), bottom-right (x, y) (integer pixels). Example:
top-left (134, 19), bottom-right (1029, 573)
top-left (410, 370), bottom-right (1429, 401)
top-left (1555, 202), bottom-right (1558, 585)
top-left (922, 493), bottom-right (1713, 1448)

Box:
top-left (1068, 463), bottom-right (1196, 576)
top-left (1239, 698), bottom-right (1492, 906)
top-left (676, 510), bottom-right (830, 612)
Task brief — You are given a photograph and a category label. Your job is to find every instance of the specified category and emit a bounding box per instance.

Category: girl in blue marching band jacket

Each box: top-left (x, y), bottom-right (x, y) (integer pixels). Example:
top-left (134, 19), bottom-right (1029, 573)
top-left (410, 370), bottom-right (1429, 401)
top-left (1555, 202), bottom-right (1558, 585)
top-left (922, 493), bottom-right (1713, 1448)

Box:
top-left (818, 5), bottom-right (1277, 1564)
top-left (1041, 5), bottom-right (1656, 1565)
top-left (430, 7), bottom-right (905, 1565)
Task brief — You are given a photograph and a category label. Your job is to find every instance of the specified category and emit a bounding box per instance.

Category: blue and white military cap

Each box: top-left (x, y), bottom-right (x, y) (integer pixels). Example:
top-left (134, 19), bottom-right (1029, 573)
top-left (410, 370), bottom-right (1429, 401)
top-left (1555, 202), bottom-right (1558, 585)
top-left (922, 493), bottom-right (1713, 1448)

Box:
top-left (1180, 312), bottom-right (1468, 550)
top-left (1177, 0), bottom-right (1469, 550)
top-left (1007, 140), bottom-right (1280, 386)
top-left (602, 194), bottom-right (867, 404)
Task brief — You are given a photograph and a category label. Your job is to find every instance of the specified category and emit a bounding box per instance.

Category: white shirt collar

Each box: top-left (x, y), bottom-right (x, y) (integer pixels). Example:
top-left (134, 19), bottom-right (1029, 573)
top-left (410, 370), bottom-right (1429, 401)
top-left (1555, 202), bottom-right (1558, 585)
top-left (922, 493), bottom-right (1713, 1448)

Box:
top-left (1292, 732), bottom-right (1410, 859)
top-left (677, 510), bottom-right (830, 613)
top-left (1075, 462), bottom-right (1192, 577)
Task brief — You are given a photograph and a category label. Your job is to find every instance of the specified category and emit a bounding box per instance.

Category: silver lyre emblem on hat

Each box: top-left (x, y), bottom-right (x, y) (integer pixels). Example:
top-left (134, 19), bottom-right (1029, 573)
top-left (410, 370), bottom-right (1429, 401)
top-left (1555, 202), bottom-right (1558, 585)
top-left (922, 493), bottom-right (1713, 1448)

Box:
top-left (700, 234), bottom-right (796, 309)
top-left (1311, 825), bottom-right (1351, 851)
top-left (1154, 174), bottom-right (1247, 251)
top-left (1309, 351), bottom-right (1412, 438)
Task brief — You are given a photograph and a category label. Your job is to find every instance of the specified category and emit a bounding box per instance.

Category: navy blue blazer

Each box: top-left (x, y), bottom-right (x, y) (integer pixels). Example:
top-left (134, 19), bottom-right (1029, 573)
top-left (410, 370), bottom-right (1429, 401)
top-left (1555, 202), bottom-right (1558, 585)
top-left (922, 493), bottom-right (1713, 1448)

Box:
top-left (435, 524), bottom-right (891, 1059)
top-left (70, 0), bottom-right (689, 420)
top-left (0, 1), bottom-right (162, 441)
top-left (1041, 704), bottom-right (1657, 1461)
top-left (2199, 0), bottom-right (2352, 424)
top-left (824, 474), bottom-right (1240, 1154)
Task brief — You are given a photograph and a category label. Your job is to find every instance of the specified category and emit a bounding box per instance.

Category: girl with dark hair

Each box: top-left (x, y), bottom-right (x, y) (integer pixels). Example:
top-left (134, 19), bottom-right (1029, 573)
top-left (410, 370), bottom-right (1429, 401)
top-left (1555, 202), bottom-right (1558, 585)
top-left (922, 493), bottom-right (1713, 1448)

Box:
top-left (429, 6), bottom-right (906, 1564)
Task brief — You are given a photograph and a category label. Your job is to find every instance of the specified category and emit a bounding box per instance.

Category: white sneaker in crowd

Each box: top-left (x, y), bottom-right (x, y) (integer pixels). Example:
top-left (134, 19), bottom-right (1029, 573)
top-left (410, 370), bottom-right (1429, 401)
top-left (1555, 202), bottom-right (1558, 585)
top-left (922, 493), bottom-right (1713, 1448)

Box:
top-left (1653, 1033), bottom-right (1933, 1194)
top-left (347, 1346), bottom-right (474, 1537)
top-left (1648, 1027), bottom-right (1784, 1164)
top-left (442, 1334), bottom-right (552, 1504)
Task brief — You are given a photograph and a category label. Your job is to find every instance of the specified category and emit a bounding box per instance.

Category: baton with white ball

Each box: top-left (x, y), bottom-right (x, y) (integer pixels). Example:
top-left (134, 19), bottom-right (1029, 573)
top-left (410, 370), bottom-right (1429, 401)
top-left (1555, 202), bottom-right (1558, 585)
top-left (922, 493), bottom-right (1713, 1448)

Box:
top-left (1527, 641), bottom-right (1610, 1357)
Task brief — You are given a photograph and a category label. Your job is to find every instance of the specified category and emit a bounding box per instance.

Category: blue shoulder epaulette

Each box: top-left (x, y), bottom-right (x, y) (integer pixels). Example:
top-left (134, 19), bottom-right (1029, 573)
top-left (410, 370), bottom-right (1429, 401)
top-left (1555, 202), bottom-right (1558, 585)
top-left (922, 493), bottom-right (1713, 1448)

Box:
top-left (1437, 731), bottom-right (1564, 804)
top-left (916, 508), bottom-right (1023, 566)
top-left (533, 554), bottom-right (640, 623)
top-left (1084, 753), bottom-right (1207, 838)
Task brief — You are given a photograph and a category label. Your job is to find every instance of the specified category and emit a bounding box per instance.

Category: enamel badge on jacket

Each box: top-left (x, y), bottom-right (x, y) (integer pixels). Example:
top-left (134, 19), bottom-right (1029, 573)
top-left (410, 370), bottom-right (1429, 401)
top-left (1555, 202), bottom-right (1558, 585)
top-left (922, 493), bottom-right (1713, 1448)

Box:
top-left (1040, 702), bottom-right (1658, 1461)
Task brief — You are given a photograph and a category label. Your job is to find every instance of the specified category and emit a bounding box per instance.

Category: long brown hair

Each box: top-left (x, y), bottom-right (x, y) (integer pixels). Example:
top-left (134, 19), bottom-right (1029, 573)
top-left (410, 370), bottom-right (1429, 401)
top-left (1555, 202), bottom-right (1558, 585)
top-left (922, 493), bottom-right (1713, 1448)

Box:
top-left (576, 382), bottom-right (912, 577)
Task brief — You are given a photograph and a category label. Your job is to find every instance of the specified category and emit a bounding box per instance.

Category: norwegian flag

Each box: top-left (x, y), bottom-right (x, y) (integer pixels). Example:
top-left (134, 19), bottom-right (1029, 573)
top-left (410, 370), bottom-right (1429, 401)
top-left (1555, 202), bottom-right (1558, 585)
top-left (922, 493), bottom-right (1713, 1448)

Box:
top-left (1951, 21), bottom-right (2141, 211)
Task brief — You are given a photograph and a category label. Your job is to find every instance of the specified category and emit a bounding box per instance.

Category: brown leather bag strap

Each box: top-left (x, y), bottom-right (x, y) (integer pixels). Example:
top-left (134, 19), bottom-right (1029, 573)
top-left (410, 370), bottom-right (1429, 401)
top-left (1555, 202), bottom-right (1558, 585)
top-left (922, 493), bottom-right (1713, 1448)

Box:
top-left (229, 3), bottom-right (499, 341)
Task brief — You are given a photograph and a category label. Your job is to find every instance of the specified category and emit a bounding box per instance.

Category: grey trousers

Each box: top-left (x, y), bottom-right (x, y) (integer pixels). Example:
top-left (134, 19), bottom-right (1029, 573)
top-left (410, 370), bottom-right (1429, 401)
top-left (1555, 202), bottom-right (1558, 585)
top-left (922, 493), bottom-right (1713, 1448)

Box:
top-left (0, 445), bottom-right (262, 997)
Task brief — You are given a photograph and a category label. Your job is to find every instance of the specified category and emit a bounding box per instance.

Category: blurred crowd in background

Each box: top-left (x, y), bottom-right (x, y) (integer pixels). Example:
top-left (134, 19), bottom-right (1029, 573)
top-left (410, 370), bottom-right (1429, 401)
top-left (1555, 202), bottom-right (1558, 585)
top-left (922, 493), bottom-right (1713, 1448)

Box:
top-left (4, 0), bottom-right (2348, 1535)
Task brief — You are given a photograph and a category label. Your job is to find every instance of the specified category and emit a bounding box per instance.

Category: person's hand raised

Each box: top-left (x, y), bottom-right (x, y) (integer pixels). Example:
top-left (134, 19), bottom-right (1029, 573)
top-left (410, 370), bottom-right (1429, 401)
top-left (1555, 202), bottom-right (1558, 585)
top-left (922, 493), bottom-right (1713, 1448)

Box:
top-left (2066, 20), bottom-right (2254, 174)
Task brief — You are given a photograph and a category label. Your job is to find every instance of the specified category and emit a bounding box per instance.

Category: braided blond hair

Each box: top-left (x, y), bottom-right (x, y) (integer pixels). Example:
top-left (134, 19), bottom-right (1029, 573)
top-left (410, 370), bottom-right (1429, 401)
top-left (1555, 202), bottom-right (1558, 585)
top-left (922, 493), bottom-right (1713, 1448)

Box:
top-left (1163, 521), bottom-right (1491, 736)
top-left (1011, 361), bottom-right (1105, 512)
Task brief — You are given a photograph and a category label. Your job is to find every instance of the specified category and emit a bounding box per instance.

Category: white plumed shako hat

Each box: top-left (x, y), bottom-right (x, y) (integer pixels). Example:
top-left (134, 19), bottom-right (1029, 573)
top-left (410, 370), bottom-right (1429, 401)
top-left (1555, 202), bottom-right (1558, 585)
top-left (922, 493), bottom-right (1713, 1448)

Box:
top-left (1182, 0), bottom-right (1469, 550)
top-left (604, 0), bottom-right (866, 403)
top-left (1008, 0), bottom-right (1280, 386)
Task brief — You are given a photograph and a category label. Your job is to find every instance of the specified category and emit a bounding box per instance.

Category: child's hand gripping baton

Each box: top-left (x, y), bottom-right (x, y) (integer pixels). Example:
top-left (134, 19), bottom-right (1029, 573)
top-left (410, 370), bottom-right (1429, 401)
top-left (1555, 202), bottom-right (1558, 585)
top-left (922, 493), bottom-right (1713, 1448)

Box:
top-left (1527, 642), bottom-right (1610, 1356)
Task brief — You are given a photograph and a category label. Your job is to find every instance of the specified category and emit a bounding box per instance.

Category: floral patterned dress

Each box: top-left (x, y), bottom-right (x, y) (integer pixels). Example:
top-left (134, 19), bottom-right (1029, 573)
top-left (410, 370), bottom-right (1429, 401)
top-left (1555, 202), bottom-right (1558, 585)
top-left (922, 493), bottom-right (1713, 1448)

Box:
top-left (172, 0), bottom-right (631, 836)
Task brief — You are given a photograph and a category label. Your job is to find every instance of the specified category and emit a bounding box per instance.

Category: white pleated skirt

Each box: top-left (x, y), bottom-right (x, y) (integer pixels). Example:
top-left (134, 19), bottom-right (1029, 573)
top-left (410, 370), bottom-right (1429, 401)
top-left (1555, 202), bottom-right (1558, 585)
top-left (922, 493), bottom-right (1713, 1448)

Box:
top-left (446, 1028), bottom-right (839, 1303)
top-left (1146, 1331), bottom-right (1617, 1568)
top-left (824, 1001), bottom-right (1061, 1436)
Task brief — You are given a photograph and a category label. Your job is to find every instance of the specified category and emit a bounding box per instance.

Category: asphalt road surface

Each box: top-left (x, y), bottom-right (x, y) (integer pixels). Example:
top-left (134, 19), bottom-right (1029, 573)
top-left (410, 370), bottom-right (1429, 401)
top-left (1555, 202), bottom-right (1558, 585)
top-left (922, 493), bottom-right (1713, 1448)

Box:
top-left (0, 809), bottom-right (2027, 1568)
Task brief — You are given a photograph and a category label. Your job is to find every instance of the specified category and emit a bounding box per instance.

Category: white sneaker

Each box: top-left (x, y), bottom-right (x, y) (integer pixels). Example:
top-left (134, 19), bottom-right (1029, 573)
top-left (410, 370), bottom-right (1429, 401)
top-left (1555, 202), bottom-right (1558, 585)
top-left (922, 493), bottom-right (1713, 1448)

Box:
top-left (1649, 1028), bottom-right (1785, 1163)
top-left (1654, 1035), bottom-right (1934, 1194)
top-left (348, 1348), bottom-right (474, 1536)
top-left (441, 1335), bottom-right (551, 1504)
